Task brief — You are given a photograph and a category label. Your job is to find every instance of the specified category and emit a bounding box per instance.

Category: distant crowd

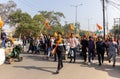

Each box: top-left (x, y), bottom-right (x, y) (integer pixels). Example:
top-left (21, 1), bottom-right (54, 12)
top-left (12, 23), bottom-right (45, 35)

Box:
top-left (1, 30), bottom-right (120, 68)
top-left (21, 32), bottom-right (120, 68)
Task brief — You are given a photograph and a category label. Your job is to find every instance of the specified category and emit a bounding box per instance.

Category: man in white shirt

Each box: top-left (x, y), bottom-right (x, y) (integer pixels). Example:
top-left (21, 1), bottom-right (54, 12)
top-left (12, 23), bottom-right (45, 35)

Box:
top-left (68, 33), bottom-right (77, 63)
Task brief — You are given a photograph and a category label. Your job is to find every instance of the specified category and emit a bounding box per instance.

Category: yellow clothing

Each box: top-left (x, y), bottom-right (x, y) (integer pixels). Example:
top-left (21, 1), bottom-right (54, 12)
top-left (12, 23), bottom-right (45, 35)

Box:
top-left (11, 37), bottom-right (14, 44)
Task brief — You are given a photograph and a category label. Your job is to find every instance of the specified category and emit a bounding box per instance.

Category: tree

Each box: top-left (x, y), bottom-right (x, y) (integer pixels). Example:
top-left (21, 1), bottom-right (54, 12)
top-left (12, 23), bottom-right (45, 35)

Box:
top-left (0, 0), bottom-right (17, 25)
top-left (33, 11), bottom-right (65, 35)
top-left (9, 10), bottom-right (40, 37)
top-left (9, 9), bottom-right (32, 26)
top-left (38, 11), bottom-right (65, 26)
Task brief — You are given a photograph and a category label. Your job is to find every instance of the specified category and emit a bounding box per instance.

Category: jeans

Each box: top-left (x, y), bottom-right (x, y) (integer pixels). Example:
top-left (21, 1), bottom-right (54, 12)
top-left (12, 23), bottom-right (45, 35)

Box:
top-left (47, 47), bottom-right (51, 57)
top-left (88, 49), bottom-right (94, 62)
top-left (2, 39), bottom-right (6, 48)
top-left (70, 47), bottom-right (76, 62)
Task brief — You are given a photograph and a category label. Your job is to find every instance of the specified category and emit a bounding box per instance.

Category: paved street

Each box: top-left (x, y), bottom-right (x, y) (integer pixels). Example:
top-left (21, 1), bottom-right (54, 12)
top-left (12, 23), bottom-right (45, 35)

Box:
top-left (0, 53), bottom-right (120, 79)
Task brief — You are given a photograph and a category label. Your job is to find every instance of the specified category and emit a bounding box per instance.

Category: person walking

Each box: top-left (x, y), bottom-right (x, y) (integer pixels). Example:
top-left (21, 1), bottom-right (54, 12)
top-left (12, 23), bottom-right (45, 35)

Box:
top-left (88, 36), bottom-right (95, 65)
top-left (108, 38), bottom-right (118, 67)
top-left (46, 34), bottom-right (52, 59)
top-left (53, 32), bottom-right (64, 74)
top-left (27, 37), bottom-right (34, 53)
top-left (81, 35), bottom-right (88, 63)
top-left (96, 37), bottom-right (106, 66)
top-left (68, 33), bottom-right (77, 63)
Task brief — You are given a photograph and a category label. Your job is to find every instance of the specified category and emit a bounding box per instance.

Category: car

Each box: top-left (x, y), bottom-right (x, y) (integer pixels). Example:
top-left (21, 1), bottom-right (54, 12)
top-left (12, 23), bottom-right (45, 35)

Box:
top-left (14, 38), bottom-right (23, 45)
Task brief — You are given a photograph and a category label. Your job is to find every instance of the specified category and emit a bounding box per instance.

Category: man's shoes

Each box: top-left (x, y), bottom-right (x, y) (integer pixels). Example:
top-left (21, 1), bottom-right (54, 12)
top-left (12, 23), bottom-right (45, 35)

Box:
top-left (109, 60), bottom-right (111, 63)
top-left (91, 60), bottom-right (94, 63)
top-left (99, 63), bottom-right (102, 66)
top-left (53, 70), bottom-right (59, 74)
top-left (102, 60), bottom-right (104, 64)
top-left (88, 62), bottom-right (91, 66)
top-left (61, 66), bottom-right (63, 69)
top-left (69, 60), bottom-right (72, 63)
top-left (73, 61), bottom-right (76, 63)
top-left (113, 64), bottom-right (115, 67)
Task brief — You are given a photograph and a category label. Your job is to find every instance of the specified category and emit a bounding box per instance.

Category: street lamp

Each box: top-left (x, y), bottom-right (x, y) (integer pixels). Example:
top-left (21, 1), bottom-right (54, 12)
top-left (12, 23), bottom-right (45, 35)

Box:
top-left (71, 4), bottom-right (82, 33)
top-left (71, 4), bottom-right (82, 24)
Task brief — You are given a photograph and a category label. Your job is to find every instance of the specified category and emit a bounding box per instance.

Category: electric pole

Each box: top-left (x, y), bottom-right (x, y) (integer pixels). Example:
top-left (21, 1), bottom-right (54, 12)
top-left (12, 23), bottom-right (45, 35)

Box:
top-left (71, 4), bottom-right (82, 24)
top-left (103, 0), bottom-right (106, 39)
top-left (71, 4), bottom-right (82, 33)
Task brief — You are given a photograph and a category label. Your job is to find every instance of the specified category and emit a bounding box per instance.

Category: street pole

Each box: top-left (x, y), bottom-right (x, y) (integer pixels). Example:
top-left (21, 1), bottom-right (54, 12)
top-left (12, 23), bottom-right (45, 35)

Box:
top-left (71, 4), bottom-right (82, 24)
top-left (103, 0), bottom-right (106, 39)
top-left (75, 6), bottom-right (78, 24)
top-left (71, 4), bottom-right (82, 33)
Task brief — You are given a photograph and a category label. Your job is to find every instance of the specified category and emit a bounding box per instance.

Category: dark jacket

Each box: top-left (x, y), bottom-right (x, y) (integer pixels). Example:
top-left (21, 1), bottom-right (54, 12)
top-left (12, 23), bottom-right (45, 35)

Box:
top-left (81, 39), bottom-right (88, 52)
top-left (96, 41), bottom-right (106, 53)
top-left (88, 40), bottom-right (95, 50)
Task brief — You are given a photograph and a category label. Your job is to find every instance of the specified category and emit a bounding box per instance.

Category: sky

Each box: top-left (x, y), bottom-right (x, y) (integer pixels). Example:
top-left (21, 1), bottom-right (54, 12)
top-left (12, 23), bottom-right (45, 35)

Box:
top-left (0, 0), bottom-right (120, 32)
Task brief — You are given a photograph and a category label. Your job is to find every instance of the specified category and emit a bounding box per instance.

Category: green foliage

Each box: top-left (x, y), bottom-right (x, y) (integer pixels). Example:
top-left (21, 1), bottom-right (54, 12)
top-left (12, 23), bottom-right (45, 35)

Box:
top-left (9, 10), bottom-right (41, 37)
top-left (9, 10), bottom-right (32, 25)
top-left (38, 11), bottom-right (65, 26)
top-left (1, 0), bottom-right (90, 38)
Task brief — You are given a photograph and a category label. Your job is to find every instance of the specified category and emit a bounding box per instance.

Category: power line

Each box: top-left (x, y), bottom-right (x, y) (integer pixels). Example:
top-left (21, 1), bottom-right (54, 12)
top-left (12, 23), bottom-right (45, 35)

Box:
top-left (24, 0), bottom-right (41, 10)
top-left (107, 0), bottom-right (120, 6)
top-left (17, 0), bottom-right (39, 13)
top-left (111, 0), bottom-right (120, 4)
top-left (109, 2), bottom-right (120, 12)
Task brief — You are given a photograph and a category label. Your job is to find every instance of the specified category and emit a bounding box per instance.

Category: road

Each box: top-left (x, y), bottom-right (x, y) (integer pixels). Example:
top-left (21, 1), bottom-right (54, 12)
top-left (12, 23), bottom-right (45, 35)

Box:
top-left (0, 53), bottom-right (120, 79)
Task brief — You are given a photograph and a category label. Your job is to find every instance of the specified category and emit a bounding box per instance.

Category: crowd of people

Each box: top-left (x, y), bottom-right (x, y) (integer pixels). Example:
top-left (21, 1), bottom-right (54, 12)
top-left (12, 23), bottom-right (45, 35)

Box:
top-left (21, 32), bottom-right (120, 74)
top-left (1, 30), bottom-right (120, 74)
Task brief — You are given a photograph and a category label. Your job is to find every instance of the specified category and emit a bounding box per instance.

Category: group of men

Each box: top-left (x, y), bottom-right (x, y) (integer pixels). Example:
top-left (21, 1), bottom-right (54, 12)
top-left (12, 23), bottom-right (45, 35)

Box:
top-left (24, 32), bottom-right (119, 74)
top-left (53, 32), bottom-right (119, 74)
top-left (81, 35), bottom-right (118, 67)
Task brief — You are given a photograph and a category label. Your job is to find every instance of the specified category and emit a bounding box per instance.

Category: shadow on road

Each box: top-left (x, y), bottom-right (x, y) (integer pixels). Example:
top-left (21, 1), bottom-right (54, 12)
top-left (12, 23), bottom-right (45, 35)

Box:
top-left (23, 54), bottom-right (54, 62)
top-left (79, 59), bottom-right (120, 79)
top-left (13, 66), bottom-right (56, 74)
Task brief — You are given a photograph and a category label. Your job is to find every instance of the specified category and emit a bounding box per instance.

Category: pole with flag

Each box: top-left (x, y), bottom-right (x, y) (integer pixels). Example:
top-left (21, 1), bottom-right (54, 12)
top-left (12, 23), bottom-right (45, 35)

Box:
top-left (40, 19), bottom-right (51, 34)
top-left (96, 24), bottom-right (103, 30)
top-left (70, 23), bottom-right (75, 30)
top-left (0, 17), bottom-right (4, 39)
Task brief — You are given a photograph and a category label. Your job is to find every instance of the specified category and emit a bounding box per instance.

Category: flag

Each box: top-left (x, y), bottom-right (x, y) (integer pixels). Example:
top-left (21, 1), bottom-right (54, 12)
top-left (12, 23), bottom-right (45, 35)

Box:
top-left (67, 31), bottom-right (71, 38)
top-left (70, 23), bottom-right (75, 30)
top-left (45, 20), bottom-right (51, 29)
top-left (0, 17), bottom-right (3, 28)
top-left (96, 30), bottom-right (102, 35)
top-left (86, 32), bottom-right (89, 37)
top-left (96, 24), bottom-right (102, 30)
top-left (54, 32), bottom-right (58, 37)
